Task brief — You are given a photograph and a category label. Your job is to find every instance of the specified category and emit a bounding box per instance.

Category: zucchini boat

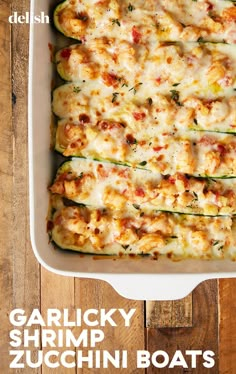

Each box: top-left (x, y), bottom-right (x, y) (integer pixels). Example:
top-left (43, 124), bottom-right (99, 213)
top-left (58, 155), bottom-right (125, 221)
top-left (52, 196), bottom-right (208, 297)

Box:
top-left (53, 117), bottom-right (236, 178)
top-left (53, 0), bottom-right (236, 44)
top-left (49, 159), bottom-right (236, 216)
top-left (48, 194), bottom-right (236, 259)
top-left (56, 42), bottom-right (236, 96)
top-left (52, 83), bottom-right (236, 135)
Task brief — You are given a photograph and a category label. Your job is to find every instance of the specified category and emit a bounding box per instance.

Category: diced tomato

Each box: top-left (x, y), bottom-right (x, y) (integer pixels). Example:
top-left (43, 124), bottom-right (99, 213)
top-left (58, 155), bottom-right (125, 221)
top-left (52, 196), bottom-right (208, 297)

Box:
top-left (204, 100), bottom-right (214, 110)
top-left (217, 144), bottom-right (227, 156)
top-left (132, 26), bottom-right (142, 44)
top-left (135, 187), bottom-right (145, 197)
top-left (133, 112), bottom-right (146, 120)
top-left (95, 210), bottom-right (102, 222)
top-left (126, 134), bottom-right (137, 145)
top-left (168, 176), bottom-right (176, 184)
top-left (54, 215), bottom-right (63, 226)
top-left (153, 145), bottom-right (168, 152)
top-left (153, 146), bottom-right (164, 152)
top-left (70, 142), bottom-right (77, 149)
top-left (98, 120), bottom-right (123, 130)
top-left (199, 135), bottom-right (216, 146)
top-left (47, 220), bottom-right (54, 232)
top-left (206, 2), bottom-right (214, 12)
top-left (155, 77), bottom-right (162, 85)
top-left (102, 72), bottom-right (119, 87)
top-left (60, 48), bottom-right (72, 60)
top-left (118, 168), bottom-right (130, 178)
top-left (97, 164), bottom-right (109, 178)
top-left (57, 172), bottom-right (69, 182)
top-left (121, 218), bottom-right (132, 228)
top-left (176, 173), bottom-right (189, 188)
top-left (79, 114), bottom-right (90, 123)
top-left (214, 191), bottom-right (221, 202)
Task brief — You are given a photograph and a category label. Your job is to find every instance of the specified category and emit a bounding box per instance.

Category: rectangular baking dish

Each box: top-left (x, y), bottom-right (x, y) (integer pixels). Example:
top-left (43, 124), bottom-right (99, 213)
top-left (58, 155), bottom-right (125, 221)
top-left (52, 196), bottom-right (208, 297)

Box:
top-left (28, 0), bottom-right (236, 300)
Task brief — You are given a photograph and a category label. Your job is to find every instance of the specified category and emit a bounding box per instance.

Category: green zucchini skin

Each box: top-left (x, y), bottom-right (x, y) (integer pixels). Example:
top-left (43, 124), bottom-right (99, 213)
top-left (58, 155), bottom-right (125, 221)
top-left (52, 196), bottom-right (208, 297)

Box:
top-left (49, 159), bottom-right (236, 216)
top-left (53, 0), bottom-right (83, 41)
top-left (53, 1), bottom-right (68, 37)
top-left (190, 128), bottom-right (236, 135)
top-left (53, 0), bottom-right (236, 43)
top-left (54, 147), bottom-right (236, 180)
top-left (47, 195), bottom-right (236, 258)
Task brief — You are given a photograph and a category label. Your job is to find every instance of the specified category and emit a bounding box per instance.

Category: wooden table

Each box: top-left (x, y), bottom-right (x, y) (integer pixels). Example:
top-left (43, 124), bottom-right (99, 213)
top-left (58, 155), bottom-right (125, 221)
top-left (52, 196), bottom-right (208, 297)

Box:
top-left (1, 1), bottom-right (236, 372)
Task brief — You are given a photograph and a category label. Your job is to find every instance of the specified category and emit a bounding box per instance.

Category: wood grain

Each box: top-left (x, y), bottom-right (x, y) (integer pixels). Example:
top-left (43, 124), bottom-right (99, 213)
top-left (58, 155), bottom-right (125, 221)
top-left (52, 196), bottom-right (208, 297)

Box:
top-left (41, 268), bottom-right (75, 374)
top-left (0, 1), bottom-right (13, 372)
top-left (219, 279), bottom-right (236, 374)
top-left (11, 0), bottom-right (41, 372)
top-left (75, 279), bottom-right (145, 373)
top-left (146, 294), bottom-right (193, 328)
top-left (2, 1), bottom-right (236, 373)
top-left (146, 280), bottom-right (218, 374)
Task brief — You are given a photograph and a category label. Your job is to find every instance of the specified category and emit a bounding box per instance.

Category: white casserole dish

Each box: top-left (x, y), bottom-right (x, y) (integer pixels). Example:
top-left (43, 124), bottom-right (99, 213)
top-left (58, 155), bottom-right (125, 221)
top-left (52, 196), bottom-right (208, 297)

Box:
top-left (28, 0), bottom-right (236, 300)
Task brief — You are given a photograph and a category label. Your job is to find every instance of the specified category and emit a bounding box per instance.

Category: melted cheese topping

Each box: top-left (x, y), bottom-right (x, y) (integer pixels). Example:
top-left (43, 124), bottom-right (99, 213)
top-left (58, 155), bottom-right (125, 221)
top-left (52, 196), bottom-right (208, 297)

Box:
top-left (56, 42), bottom-right (236, 92)
top-left (49, 195), bottom-right (236, 259)
top-left (54, 0), bottom-right (236, 44)
top-left (53, 81), bottom-right (236, 135)
top-left (50, 159), bottom-right (236, 216)
top-left (50, 0), bottom-right (236, 258)
top-left (54, 117), bottom-right (236, 177)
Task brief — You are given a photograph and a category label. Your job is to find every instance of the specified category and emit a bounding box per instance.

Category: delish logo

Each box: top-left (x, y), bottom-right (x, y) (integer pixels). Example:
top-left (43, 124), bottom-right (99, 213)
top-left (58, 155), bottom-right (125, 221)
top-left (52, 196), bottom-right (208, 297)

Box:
top-left (9, 12), bottom-right (49, 24)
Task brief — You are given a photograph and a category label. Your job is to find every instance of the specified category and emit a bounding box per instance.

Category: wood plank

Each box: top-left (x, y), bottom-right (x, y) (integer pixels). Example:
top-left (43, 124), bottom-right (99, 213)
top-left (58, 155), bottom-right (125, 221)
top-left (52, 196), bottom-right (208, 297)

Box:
top-left (146, 294), bottom-right (193, 328)
top-left (146, 280), bottom-right (219, 374)
top-left (0, 1), bottom-right (13, 372)
top-left (219, 278), bottom-right (236, 374)
top-left (41, 268), bottom-right (76, 374)
top-left (11, 0), bottom-right (41, 372)
top-left (75, 278), bottom-right (145, 373)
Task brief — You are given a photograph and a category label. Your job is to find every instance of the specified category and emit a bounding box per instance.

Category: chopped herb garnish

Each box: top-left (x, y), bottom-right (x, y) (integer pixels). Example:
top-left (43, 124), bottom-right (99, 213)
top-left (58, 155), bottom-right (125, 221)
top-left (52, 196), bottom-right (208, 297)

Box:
top-left (218, 246), bottom-right (224, 251)
top-left (128, 3), bottom-right (135, 11)
top-left (194, 118), bottom-right (198, 125)
top-left (213, 241), bottom-right (219, 246)
top-left (122, 83), bottom-right (128, 88)
top-left (133, 204), bottom-right (140, 210)
top-left (129, 82), bottom-right (143, 95)
top-left (73, 86), bottom-right (81, 93)
top-left (170, 236), bottom-right (178, 239)
top-left (140, 212), bottom-right (145, 217)
top-left (170, 90), bottom-right (182, 106)
top-left (192, 191), bottom-right (198, 200)
top-left (147, 97), bottom-right (153, 105)
top-left (197, 37), bottom-right (206, 43)
top-left (122, 245), bottom-right (129, 250)
top-left (79, 172), bottom-right (84, 179)
top-left (112, 92), bottom-right (119, 103)
top-left (112, 19), bottom-right (121, 26)
top-left (172, 83), bottom-right (180, 87)
top-left (139, 161), bottom-right (147, 166)
top-left (126, 134), bottom-right (137, 146)
top-left (77, 12), bottom-right (88, 21)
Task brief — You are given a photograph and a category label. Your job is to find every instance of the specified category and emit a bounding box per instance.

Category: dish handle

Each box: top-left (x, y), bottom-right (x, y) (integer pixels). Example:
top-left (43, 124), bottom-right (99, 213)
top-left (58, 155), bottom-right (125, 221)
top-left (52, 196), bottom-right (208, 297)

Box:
top-left (100, 274), bottom-right (210, 300)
